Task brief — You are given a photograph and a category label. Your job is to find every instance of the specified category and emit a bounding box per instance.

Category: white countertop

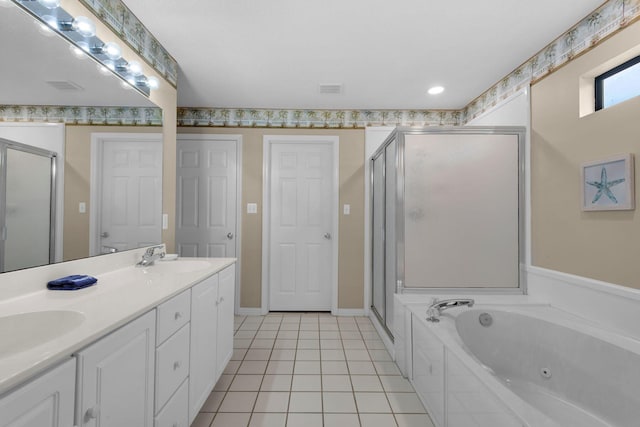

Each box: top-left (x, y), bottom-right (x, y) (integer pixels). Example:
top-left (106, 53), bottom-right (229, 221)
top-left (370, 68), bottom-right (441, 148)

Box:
top-left (0, 254), bottom-right (235, 396)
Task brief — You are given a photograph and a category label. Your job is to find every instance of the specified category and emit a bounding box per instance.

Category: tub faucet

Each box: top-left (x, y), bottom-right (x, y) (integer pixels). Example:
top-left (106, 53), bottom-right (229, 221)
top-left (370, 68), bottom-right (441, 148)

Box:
top-left (136, 245), bottom-right (166, 267)
top-left (426, 298), bottom-right (475, 322)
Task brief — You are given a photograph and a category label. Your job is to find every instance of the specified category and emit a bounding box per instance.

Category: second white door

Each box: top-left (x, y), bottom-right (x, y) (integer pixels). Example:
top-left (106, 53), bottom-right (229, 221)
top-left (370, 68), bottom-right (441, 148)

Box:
top-left (176, 135), bottom-right (239, 258)
top-left (266, 137), bottom-right (337, 311)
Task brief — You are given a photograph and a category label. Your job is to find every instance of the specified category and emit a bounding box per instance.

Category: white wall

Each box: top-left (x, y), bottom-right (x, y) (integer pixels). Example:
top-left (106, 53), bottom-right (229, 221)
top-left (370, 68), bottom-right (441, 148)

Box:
top-left (0, 123), bottom-right (65, 262)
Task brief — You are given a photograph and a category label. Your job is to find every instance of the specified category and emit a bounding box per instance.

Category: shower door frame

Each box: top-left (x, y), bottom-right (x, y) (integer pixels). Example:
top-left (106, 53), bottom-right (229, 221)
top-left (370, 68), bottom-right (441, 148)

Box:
top-left (0, 137), bottom-right (57, 272)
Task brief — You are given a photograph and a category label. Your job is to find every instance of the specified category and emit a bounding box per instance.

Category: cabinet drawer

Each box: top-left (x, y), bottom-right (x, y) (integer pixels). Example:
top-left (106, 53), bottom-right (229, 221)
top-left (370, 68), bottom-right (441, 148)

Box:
top-left (154, 379), bottom-right (189, 427)
top-left (155, 324), bottom-right (190, 412)
top-left (157, 290), bottom-right (191, 345)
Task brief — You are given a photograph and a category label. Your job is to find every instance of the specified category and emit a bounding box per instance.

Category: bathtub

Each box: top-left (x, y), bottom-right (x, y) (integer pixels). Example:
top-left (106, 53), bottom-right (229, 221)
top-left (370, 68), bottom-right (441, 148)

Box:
top-left (406, 302), bottom-right (640, 427)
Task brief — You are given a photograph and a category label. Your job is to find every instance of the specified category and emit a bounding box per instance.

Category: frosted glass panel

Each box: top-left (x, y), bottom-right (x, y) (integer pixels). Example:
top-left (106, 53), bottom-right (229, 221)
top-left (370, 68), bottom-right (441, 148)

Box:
top-left (404, 134), bottom-right (519, 288)
top-left (4, 148), bottom-right (52, 271)
top-left (371, 154), bottom-right (385, 318)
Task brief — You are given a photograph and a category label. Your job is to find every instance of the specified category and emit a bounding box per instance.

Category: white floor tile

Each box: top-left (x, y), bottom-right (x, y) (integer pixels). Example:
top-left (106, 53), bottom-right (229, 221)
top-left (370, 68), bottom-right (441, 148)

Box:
top-left (298, 331), bottom-right (320, 339)
top-left (249, 412), bottom-right (287, 427)
top-left (238, 360), bottom-right (269, 375)
top-left (320, 349), bottom-right (345, 360)
top-left (235, 338), bottom-right (253, 349)
top-left (270, 349), bottom-right (296, 361)
top-left (294, 360), bottom-right (321, 375)
top-left (291, 374), bottom-right (321, 391)
top-left (323, 413), bottom-right (360, 427)
top-left (253, 391), bottom-right (290, 413)
top-left (224, 360), bottom-right (241, 375)
top-left (288, 392), bottom-right (322, 412)
top-left (235, 330), bottom-right (258, 339)
top-left (343, 339), bottom-right (366, 349)
top-left (230, 374), bottom-right (264, 391)
top-left (274, 339), bottom-right (298, 349)
top-left (366, 340), bottom-right (387, 350)
top-left (232, 348), bottom-right (248, 360)
top-left (251, 339), bottom-right (276, 349)
top-left (395, 413), bottom-right (436, 427)
top-left (322, 392), bottom-right (357, 413)
top-left (319, 331), bottom-right (340, 340)
top-left (322, 374), bottom-right (352, 392)
top-left (286, 413), bottom-right (322, 427)
top-left (201, 391), bottom-right (226, 412)
top-left (279, 323), bottom-right (300, 331)
top-left (379, 376), bottom-right (414, 393)
top-left (245, 349), bottom-right (272, 361)
top-left (212, 412), bottom-right (251, 427)
top-left (266, 360), bottom-right (295, 375)
top-left (321, 360), bottom-right (349, 375)
top-left (296, 339), bottom-right (320, 349)
top-left (218, 391), bottom-right (258, 412)
top-left (256, 329), bottom-right (279, 338)
top-left (359, 413), bottom-right (397, 427)
top-left (350, 375), bottom-right (383, 392)
top-left (340, 331), bottom-right (362, 340)
top-left (368, 349), bottom-right (393, 362)
top-left (345, 349), bottom-right (371, 361)
top-left (355, 392), bottom-right (392, 413)
top-left (260, 375), bottom-right (292, 392)
top-left (320, 339), bottom-right (343, 349)
top-left (214, 374), bottom-right (234, 391)
top-left (277, 330), bottom-right (299, 339)
top-left (386, 393), bottom-right (426, 414)
top-left (191, 412), bottom-right (215, 427)
top-left (296, 349), bottom-right (320, 360)
top-left (348, 360), bottom-right (377, 375)
top-left (374, 361), bottom-right (401, 376)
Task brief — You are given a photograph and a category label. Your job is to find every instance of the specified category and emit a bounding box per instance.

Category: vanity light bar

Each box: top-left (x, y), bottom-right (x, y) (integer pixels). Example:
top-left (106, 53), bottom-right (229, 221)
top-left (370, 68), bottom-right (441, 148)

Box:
top-left (14, 0), bottom-right (157, 96)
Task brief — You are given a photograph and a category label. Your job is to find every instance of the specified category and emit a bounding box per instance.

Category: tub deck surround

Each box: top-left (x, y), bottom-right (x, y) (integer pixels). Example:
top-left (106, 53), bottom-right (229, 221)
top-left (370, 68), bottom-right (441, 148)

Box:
top-left (0, 247), bottom-right (235, 396)
top-left (403, 298), bottom-right (640, 427)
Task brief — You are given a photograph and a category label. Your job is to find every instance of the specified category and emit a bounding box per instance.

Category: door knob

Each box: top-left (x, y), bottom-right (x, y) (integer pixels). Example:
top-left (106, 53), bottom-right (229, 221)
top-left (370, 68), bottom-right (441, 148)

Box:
top-left (85, 406), bottom-right (100, 421)
top-left (227, 232), bottom-right (234, 240)
top-left (100, 231), bottom-right (109, 238)
top-left (324, 232), bottom-right (331, 240)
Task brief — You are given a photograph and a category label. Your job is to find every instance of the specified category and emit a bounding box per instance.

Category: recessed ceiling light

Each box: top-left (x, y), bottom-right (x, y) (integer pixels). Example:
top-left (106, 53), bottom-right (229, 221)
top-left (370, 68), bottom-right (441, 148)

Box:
top-left (428, 86), bottom-right (445, 95)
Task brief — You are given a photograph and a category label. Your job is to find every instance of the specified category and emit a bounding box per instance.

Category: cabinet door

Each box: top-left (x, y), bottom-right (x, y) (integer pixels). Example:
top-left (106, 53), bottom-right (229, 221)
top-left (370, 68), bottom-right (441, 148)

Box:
top-left (189, 273), bottom-right (219, 424)
top-left (0, 358), bottom-right (75, 427)
top-left (216, 264), bottom-right (235, 379)
top-left (76, 310), bottom-right (156, 427)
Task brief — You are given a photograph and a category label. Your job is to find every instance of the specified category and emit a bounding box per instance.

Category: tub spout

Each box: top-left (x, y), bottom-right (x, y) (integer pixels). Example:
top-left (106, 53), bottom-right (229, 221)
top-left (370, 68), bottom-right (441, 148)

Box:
top-left (426, 298), bottom-right (474, 322)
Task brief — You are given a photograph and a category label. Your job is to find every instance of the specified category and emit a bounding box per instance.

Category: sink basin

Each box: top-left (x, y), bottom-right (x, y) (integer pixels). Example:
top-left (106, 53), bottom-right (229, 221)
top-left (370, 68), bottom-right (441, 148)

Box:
top-left (0, 310), bottom-right (85, 358)
top-left (149, 259), bottom-right (212, 274)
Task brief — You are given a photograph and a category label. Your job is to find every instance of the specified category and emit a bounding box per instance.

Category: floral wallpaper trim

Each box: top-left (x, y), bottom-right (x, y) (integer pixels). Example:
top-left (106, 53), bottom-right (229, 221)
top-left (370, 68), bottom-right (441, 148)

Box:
top-left (77, 0), bottom-right (178, 88)
top-left (462, 0), bottom-right (640, 122)
top-left (0, 106), bottom-right (163, 126)
top-left (176, 108), bottom-right (462, 128)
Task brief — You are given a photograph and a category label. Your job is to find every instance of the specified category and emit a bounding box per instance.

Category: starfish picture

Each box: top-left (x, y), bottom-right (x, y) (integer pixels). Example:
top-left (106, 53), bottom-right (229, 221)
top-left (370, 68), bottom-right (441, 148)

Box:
top-left (586, 167), bottom-right (625, 204)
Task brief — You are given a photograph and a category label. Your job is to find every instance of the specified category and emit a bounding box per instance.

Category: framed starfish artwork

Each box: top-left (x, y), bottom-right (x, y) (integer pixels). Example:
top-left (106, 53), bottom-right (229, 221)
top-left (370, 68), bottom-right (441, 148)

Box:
top-left (582, 154), bottom-right (635, 211)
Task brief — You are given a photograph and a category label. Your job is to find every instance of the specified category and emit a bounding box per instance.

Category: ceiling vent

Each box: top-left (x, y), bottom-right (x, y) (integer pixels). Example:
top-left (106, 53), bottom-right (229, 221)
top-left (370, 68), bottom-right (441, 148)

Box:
top-left (319, 84), bottom-right (343, 95)
top-left (46, 80), bottom-right (84, 91)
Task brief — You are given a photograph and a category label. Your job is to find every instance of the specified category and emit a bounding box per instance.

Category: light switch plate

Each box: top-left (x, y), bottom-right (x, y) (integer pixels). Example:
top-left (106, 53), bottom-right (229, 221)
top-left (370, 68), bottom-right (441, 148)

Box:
top-left (162, 214), bottom-right (168, 230)
top-left (343, 204), bottom-right (351, 215)
top-left (79, 202), bottom-right (86, 213)
top-left (247, 203), bottom-right (258, 214)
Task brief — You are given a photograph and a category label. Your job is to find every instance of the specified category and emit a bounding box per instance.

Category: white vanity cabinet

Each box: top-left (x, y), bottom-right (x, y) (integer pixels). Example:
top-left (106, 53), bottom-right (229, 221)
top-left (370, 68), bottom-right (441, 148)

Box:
top-left (0, 358), bottom-right (75, 427)
top-left (189, 264), bottom-right (235, 424)
top-left (75, 310), bottom-right (156, 427)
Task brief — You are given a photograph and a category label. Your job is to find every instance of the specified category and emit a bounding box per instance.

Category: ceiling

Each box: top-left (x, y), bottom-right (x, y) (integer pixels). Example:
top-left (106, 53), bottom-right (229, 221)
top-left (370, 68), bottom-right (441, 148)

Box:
top-left (124, 0), bottom-right (605, 110)
top-left (1, 2), bottom-right (154, 108)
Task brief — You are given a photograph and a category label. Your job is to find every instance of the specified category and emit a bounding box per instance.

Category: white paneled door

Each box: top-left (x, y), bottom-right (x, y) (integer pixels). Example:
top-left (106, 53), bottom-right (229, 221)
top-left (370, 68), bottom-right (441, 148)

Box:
top-left (176, 135), bottom-right (239, 258)
top-left (95, 134), bottom-right (163, 254)
top-left (266, 137), bottom-right (337, 311)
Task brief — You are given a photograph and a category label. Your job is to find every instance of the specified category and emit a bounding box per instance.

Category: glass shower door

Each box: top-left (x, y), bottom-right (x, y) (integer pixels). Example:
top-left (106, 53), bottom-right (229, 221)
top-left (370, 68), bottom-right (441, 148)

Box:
top-left (371, 152), bottom-right (386, 323)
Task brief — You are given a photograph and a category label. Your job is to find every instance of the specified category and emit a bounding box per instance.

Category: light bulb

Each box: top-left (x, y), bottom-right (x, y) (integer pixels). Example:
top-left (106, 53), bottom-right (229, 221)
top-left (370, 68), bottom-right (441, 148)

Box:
top-left (147, 76), bottom-right (159, 90)
top-left (428, 86), bottom-right (445, 95)
top-left (37, 0), bottom-right (61, 9)
top-left (73, 16), bottom-right (96, 37)
top-left (103, 42), bottom-right (122, 60)
top-left (128, 61), bottom-right (143, 76)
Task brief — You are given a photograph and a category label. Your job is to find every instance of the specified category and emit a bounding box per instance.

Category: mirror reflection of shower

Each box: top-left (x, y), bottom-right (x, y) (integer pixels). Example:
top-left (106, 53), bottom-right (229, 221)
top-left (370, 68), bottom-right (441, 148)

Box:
top-left (0, 138), bottom-right (56, 273)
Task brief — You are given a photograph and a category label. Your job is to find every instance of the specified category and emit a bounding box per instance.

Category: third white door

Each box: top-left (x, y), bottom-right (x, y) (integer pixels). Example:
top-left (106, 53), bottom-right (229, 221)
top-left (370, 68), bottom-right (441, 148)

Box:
top-left (266, 137), bottom-right (337, 311)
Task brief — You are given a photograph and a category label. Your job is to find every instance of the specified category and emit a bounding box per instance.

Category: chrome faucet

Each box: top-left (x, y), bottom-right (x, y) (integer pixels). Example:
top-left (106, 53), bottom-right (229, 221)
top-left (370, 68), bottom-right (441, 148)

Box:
top-left (136, 245), bottom-right (166, 267)
top-left (426, 298), bottom-right (474, 322)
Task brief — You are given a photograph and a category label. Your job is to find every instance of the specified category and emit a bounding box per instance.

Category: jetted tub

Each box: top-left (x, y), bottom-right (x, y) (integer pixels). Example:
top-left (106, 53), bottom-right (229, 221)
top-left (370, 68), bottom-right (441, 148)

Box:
top-left (407, 303), bottom-right (640, 427)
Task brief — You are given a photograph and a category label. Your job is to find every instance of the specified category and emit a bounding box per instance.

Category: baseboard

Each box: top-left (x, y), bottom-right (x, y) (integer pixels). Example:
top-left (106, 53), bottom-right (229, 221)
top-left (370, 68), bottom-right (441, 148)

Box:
top-left (332, 309), bottom-right (366, 316)
top-left (236, 307), bottom-right (264, 316)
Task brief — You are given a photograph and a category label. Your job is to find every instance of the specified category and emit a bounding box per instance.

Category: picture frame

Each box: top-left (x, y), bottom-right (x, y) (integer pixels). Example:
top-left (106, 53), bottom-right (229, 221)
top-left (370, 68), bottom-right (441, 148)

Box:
top-left (582, 153), bottom-right (635, 211)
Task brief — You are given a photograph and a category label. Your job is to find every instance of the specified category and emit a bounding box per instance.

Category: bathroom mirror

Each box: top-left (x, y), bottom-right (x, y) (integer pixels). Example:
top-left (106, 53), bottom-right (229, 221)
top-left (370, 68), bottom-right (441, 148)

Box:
top-left (0, 2), bottom-right (163, 271)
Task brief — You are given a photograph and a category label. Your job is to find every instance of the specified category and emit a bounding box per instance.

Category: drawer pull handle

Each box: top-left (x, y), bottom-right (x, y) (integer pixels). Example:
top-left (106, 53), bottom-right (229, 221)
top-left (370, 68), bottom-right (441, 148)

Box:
top-left (174, 311), bottom-right (182, 320)
top-left (173, 360), bottom-right (182, 370)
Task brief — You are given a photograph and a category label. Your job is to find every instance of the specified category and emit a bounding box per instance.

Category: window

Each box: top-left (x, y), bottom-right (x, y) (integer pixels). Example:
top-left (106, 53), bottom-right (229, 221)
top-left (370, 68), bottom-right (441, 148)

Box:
top-left (595, 55), bottom-right (640, 110)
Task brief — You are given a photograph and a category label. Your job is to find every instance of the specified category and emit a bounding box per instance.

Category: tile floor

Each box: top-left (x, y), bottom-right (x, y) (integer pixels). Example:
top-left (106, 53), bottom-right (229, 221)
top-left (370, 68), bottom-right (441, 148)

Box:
top-left (192, 313), bottom-right (435, 427)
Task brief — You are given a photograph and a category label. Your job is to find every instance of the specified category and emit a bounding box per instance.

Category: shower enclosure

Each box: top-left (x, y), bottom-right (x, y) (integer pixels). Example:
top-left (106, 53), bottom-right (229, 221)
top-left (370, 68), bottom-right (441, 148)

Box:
top-left (0, 138), bottom-right (56, 272)
top-left (370, 127), bottom-right (525, 338)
